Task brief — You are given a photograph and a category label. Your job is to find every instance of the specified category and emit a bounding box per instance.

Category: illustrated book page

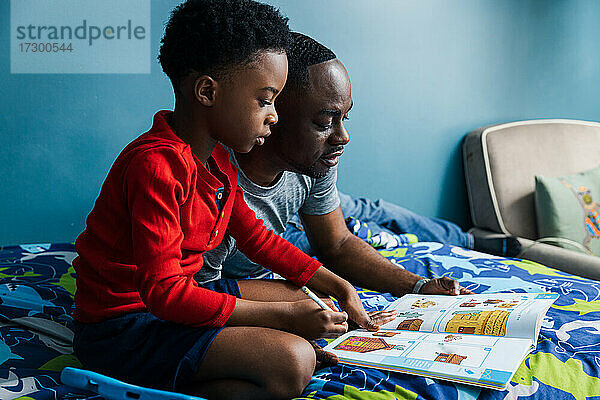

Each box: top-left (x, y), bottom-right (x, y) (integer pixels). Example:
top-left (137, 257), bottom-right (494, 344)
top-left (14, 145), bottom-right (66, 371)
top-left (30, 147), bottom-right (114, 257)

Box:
top-left (378, 292), bottom-right (558, 342)
top-left (324, 292), bottom-right (558, 389)
top-left (325, 329), bottom-right (533, 389)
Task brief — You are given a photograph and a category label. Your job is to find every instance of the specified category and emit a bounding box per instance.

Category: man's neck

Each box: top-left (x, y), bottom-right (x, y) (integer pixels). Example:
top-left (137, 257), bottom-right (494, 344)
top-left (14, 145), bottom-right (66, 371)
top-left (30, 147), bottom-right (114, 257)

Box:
top-left (235, 145), bottom-right (285, 187)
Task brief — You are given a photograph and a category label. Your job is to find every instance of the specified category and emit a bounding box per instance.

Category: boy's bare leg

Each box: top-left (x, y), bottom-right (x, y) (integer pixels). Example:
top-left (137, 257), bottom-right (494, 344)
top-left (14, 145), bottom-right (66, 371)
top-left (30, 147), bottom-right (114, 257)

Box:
top-left (232, 280), bottom-right (395, 378)
top-left (183, 326), bottom-right (315, 400)
top-left (236, 279), bottom-right (344, 372)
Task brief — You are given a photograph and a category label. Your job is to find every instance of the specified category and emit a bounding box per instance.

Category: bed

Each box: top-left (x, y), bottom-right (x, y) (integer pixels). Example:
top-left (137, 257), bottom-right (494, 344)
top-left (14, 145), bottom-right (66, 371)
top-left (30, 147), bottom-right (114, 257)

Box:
top-left (1, 219), bottom-right (599, 400)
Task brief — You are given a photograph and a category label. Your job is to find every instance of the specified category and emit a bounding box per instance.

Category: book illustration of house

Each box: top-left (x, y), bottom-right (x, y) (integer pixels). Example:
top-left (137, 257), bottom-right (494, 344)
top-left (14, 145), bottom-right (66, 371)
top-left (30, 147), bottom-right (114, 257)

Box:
top-left (396, 311), bottom-right (423, 319)
top-left (397, 318), bottom-right (423, 331)
top-left (434, 352), bottom-right (468, 365)
top-left (483, 299), bottom-right (503, 305)
top-left (443, 334), bottom-right (462, 343)
top-left (460, 301), bottom-right (480, 307)
top-left (445, 310), bottom-right (510, 336)
top-left (373, 331), bottom-right (401, 337)
top-left (496, 302), bottom-right (518, 309)
top-left (334, 336), bottom-right (395, 353)
top-left (411, 299), bottom-right (436, 309)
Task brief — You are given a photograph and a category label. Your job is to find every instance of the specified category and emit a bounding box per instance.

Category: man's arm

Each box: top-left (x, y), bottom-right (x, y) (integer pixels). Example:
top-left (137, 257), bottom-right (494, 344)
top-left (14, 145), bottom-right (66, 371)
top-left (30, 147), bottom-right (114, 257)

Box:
top-left (301, 207), bottom-right (469, 297)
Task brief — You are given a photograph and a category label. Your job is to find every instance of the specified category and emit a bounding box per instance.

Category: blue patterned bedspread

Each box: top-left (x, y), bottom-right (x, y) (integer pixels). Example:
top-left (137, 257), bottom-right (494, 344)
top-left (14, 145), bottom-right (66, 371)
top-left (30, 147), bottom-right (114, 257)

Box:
top-left (1, 226), bottom-right (599, 399)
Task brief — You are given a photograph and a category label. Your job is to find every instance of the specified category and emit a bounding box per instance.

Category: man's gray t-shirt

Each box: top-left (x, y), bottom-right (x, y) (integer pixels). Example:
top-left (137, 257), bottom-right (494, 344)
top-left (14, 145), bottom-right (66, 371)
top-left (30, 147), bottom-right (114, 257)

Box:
top-left (197, 150), bottom-right (340, 283)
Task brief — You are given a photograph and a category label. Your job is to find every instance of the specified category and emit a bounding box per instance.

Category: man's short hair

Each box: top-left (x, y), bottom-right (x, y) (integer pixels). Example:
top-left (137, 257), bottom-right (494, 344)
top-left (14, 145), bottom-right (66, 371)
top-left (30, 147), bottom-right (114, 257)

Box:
top-left (286, 32), bottom-right (337, 92)
top-left (159, 0), bottom-right (290, 90)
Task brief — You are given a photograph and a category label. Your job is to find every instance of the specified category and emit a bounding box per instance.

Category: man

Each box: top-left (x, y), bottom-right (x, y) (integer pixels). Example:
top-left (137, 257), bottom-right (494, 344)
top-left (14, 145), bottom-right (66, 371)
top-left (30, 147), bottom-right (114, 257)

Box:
top-left (200, 33), bottom-right (514, 296)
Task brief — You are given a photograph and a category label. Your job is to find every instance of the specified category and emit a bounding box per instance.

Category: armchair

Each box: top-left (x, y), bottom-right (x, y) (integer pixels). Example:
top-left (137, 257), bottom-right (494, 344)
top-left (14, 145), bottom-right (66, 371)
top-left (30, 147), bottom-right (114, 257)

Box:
top-left (462, 119), bottom-right (600, 280)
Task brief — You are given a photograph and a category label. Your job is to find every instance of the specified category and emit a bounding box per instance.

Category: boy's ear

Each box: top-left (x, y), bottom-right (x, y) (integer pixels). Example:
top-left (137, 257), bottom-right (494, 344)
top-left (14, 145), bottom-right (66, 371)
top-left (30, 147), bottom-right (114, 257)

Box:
top-left (193, 75), bottom-right (218, 106)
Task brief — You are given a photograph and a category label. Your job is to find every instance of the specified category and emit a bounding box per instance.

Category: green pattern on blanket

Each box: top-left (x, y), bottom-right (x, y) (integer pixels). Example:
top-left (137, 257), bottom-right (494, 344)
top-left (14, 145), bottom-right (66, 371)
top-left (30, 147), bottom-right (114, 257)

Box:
top-left (511, 352), bottom-right (600, 400)
top-left (509, 259), bottom-right (590, 280)
top-left (0, 268), bottom-right (40, 279)
top-left (40, 354), bottom-right (82, 371)
top-left (300, 385), bottom-right (418, 400)
top-left (551, 298), bottom-right (600, 316)
top-left (55, 266), bottom-right (77, 296)
top-left (330, 385), bottom-right (418, 400)
top-left (377, 248), bottom-right (408, 258)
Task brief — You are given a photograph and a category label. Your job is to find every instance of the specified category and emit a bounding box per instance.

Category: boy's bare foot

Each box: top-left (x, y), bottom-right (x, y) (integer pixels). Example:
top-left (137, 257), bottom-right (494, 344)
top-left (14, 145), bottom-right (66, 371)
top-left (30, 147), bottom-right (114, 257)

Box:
top-left (311, 340), bottom-right (338, 370)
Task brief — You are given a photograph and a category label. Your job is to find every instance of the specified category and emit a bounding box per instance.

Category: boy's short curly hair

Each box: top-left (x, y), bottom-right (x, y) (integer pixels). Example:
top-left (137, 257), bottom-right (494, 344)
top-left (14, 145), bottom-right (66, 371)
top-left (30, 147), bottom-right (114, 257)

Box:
top-left (159, 0), bottom-right (290, 90)
top-left (286, 32), bottom-right (337, 92)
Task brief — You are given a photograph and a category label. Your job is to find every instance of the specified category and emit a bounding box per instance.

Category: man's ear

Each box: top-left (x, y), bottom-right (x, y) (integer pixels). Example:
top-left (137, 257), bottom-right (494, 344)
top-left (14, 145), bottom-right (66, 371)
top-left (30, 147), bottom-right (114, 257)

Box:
top-left (193, 75), bottom-right (218, 106)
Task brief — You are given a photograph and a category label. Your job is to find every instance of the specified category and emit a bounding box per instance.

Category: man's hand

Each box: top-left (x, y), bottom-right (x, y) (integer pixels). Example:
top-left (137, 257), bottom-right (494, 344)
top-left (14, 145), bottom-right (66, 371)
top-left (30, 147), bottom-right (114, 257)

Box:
top-left (336, 286), bottom-right (381, 332)
top-left (419, 276), bottom-right (473, 295)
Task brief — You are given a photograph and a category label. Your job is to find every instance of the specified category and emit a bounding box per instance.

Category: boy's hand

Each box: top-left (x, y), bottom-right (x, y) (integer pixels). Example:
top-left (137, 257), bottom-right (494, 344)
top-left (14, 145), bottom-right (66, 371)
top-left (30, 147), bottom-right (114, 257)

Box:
top-left (303, 266), bottom-right (390, 333)
top-left (348, 309), bottom-right (397, 331)
top-left (336, 286), bottom-right (380, 332)
top-left (320, 298), bottom-right (397, 329)
top-left (286, 299), bottom-right (348, 340)
top-left (419, 277), bottom-right (473, 295)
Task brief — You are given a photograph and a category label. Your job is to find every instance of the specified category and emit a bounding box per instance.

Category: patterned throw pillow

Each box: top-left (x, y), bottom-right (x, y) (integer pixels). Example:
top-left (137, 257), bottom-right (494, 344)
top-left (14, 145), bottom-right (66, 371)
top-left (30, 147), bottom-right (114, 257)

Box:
top-left (535, 166), bottom-right (600, 256)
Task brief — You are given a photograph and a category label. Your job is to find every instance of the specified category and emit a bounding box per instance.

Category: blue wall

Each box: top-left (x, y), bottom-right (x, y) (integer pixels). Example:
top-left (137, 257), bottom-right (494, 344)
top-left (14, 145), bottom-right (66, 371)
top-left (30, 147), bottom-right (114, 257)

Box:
top-left (1, 0), bottom-right (599, 245)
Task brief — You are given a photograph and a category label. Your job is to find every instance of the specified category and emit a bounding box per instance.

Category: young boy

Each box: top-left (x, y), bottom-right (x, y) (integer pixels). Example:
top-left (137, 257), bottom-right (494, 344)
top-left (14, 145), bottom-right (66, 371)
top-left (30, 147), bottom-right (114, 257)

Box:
top-left (72, 1), bottom-right (376, 399)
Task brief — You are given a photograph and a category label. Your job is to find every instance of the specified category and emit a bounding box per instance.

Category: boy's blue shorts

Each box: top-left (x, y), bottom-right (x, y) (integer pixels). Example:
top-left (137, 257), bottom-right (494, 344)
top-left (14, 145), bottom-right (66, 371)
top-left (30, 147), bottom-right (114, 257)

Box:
top-left (73, 279), bottom-right (241, 391)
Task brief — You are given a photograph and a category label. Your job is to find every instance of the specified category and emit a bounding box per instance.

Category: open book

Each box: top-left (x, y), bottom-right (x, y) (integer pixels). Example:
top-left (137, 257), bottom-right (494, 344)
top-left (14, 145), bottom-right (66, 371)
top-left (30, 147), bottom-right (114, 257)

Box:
top-left (324, 292), bottom-right (558, 390)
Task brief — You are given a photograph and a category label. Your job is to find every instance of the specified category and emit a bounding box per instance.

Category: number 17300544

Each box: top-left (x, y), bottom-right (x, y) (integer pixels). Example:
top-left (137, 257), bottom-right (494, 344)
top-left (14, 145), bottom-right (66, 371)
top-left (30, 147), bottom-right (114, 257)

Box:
top-left (19, 42), bottom-right (73, 53)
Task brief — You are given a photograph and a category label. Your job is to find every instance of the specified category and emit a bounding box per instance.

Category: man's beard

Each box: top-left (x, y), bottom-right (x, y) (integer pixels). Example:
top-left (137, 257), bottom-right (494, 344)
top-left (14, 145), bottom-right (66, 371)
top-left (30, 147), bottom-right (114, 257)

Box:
top-left (304, 146), bottom-right (344, 178)
top-left (287, 158), bottom-right (328, 179)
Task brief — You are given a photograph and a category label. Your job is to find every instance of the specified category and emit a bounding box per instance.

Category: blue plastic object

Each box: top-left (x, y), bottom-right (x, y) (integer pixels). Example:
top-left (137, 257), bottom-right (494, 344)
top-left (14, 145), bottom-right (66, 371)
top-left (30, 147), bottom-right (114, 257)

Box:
top-left (61, 367), bottom-right (206, 400)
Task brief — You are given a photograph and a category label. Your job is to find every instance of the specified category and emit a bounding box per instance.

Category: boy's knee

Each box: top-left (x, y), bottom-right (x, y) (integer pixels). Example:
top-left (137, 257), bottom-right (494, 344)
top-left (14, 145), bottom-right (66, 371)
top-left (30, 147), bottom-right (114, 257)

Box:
top-left (266, 338), bottom-right (315, 399)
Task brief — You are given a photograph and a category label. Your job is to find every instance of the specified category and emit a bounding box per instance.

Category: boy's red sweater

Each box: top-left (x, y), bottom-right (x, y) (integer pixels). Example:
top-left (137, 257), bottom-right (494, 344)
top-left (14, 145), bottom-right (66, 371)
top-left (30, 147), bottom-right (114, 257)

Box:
top-left (73, 111), bottom-right (321, 327)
